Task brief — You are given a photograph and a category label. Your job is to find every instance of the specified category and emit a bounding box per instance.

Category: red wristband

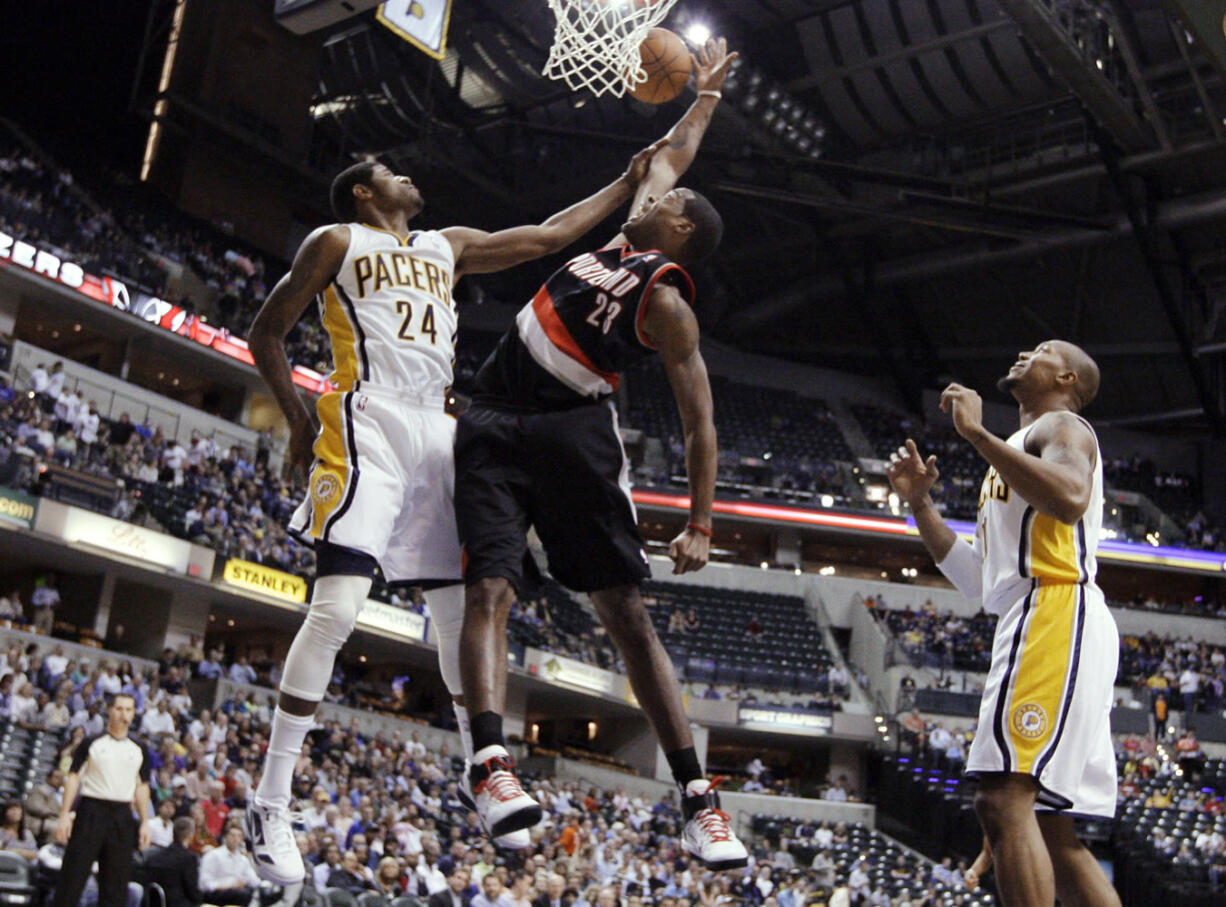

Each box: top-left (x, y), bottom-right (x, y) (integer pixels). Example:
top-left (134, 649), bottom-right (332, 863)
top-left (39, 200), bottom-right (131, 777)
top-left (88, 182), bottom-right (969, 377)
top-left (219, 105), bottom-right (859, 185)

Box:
top-left (686, 522), bottom-right (713, 537)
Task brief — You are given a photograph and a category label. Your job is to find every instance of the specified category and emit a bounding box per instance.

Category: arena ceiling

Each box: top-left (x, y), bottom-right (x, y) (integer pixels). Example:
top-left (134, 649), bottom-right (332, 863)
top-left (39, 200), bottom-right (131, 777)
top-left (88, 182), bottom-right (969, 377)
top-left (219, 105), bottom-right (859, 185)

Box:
top-left (298, 0), bottom-right (1226, 436)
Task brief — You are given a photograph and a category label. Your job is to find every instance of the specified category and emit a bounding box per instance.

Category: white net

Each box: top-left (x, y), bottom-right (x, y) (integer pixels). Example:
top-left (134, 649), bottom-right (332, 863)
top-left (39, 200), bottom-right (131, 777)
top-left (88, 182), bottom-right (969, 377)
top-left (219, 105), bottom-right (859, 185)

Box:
top-left (543, 0), bottom-right (682, 98)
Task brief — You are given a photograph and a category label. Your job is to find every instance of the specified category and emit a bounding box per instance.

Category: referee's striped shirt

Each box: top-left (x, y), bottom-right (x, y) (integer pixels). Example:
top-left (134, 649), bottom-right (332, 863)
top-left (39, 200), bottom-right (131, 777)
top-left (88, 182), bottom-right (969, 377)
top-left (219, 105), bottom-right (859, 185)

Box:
top-left (69, 733), bottom-right (152, 802)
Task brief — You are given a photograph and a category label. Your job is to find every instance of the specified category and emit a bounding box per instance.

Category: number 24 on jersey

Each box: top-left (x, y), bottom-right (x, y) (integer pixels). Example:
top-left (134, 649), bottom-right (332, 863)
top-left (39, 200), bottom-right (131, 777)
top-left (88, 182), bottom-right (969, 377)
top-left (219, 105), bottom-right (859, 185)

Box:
top-left (396, 300), bottom-right (437, 344)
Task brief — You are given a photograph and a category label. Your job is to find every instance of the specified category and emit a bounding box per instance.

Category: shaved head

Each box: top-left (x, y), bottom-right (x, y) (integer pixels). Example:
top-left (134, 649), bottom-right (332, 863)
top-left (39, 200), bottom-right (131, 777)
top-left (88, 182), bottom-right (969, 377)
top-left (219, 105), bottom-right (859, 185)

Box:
top-left (1052, 341), bottom-right (1100, 411)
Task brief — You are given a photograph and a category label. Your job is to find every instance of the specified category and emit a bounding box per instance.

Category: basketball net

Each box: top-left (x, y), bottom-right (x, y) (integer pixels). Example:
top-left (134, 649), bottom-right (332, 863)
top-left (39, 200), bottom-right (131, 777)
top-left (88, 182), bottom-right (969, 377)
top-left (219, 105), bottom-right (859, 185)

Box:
top-left (544, 0), bottom-right (681, 97)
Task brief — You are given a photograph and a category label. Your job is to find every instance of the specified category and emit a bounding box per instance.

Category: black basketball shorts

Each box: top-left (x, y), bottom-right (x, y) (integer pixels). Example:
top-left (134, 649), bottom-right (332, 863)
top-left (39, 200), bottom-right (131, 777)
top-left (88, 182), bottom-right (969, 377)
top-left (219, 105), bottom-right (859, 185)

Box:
top-left (454, 399), bottom-right (652, 593)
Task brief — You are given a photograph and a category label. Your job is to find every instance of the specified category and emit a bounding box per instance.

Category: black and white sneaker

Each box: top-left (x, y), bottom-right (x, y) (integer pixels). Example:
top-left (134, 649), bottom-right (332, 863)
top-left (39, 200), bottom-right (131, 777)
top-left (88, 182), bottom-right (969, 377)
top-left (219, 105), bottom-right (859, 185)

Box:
top-left (245, 801), bottom-right (306, 885)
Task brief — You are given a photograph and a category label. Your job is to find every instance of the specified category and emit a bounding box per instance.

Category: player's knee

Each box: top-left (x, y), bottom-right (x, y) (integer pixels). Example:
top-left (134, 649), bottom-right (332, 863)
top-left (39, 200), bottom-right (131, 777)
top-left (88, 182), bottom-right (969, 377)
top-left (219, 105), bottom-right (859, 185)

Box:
top-left (594, 588), bottom-right (652, 639)
top-left (303, 575), bottom-right (369, 649)
top-left (464, 577), bottom-right (513, 620)
top-left (426, 584), bottom-right (464, 638)
top-left (973, 782), bottom-right (1028, 832)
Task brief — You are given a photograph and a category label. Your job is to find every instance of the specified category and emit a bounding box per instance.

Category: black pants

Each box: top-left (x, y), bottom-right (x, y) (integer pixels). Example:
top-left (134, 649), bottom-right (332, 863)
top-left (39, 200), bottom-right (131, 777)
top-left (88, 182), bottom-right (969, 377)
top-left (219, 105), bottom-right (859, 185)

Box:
top-left (53, 798), bottom-right (137, 907)
top-left (201, 887), bottom-right (255, 906)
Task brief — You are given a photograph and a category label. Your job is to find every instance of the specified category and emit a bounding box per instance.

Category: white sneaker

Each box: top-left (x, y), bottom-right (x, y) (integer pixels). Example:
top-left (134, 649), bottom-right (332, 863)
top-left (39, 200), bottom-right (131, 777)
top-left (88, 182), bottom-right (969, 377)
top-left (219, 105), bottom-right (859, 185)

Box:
top-left (245, 801), bottom-right (306, 884)
top-left (469, 746), bottom-right (542, 837)
top-left (681, 778), bottom-right (748, 870)
top-left (459, 764), bottom-right (532, 849)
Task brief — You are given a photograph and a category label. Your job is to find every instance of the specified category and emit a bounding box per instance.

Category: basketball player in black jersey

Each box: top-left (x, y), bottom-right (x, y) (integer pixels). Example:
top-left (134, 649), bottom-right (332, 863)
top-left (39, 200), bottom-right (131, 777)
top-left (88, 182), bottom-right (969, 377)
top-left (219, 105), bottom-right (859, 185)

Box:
top-left (454, 38), bottom-right (747, 870)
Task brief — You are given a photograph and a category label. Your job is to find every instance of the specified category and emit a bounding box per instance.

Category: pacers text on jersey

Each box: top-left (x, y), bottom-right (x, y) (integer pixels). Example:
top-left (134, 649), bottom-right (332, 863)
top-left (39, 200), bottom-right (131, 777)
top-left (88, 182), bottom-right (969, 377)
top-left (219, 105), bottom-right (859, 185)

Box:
top-left (352, 251), bottom-right (452, 305)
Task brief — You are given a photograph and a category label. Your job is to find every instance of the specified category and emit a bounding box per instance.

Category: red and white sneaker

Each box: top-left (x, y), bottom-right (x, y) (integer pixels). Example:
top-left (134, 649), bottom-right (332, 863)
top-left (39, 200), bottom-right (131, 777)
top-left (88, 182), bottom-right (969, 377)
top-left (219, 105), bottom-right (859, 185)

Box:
top-left (459, 762), bottom-right (532, 849)
top-left (681, 777), bottom-right (748, 870)
top-left (469, 746), bottom-right (542, 837)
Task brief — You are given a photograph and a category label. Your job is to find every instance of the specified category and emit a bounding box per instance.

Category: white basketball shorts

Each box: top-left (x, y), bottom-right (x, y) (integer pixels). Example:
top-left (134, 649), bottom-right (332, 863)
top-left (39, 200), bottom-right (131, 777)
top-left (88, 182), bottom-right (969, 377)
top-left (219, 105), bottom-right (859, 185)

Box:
top-left (966, 580), bottom-right (1118, 819)
top-left (288, 384), bottom-right (461, 583)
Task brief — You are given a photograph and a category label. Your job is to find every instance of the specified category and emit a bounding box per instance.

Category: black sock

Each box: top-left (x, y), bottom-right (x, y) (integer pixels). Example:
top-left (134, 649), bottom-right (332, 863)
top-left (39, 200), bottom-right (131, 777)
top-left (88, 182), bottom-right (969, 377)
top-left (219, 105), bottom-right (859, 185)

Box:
top-left (470, 711), bottom-right (505, 754)
top-left (666, 746), bottom-right (703, 790)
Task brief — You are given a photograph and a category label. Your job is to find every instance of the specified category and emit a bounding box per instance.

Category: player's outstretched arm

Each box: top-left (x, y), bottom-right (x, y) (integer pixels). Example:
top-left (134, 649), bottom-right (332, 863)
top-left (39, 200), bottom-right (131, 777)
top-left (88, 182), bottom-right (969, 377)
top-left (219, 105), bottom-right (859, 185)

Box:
top-left (642, 285), bottom-right (716, 574)
top-left (941, 384), bottom-right (1095, 524)
top-left (248, 224), bottom-right (350, 479)
top-left (887, 439), bottom-right (981, 599)
top-left (607, 37), bottom-right (737, 247)
top-left (444, 138), bottom-right (667, 281)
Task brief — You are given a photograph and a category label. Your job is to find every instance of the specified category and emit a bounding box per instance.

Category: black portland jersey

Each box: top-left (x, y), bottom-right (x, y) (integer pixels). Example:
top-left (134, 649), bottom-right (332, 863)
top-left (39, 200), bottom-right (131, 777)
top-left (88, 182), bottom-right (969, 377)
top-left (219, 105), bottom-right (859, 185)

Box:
top-left (473, 244), bottom-right (695, 410)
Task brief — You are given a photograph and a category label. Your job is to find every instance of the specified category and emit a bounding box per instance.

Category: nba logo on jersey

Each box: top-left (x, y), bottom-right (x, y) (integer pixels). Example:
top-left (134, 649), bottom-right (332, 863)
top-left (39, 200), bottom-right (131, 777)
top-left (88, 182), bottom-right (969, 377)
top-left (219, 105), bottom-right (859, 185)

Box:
top-left (356, 395), bottom-right (369, 412)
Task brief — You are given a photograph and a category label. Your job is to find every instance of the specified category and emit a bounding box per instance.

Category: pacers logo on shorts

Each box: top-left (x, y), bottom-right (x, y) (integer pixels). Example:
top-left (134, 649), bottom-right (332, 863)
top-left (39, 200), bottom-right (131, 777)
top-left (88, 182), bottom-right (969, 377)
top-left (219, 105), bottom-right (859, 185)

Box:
top-left (1012, 703), bottom-right (1048, 739)
top-left (312, 473), bottom-right (341, 505)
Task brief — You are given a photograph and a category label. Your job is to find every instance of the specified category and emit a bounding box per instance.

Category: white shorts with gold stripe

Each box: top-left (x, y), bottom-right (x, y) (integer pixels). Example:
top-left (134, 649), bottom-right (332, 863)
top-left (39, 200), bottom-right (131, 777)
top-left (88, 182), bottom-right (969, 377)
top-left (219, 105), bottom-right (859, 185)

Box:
top-left (966, 580), bottom-right (1118, 819)
top-left (288, 383), bottom-right (461, 583)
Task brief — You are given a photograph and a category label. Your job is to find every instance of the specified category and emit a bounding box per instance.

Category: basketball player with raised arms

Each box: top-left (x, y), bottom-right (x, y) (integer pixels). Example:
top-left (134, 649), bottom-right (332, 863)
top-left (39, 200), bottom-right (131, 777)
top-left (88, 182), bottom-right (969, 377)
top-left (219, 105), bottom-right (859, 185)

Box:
top-left (886, 341), bottom-right (1120, 907)
top-left (244, 135), bottom-right (669, 882)
top-left (453, 38), bottom-right (748, 870)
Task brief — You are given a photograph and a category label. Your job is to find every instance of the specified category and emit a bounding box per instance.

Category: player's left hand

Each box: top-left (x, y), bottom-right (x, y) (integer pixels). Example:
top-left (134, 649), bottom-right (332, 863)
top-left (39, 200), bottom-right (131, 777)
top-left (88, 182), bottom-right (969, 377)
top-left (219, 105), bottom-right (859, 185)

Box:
top-left (669, 527), bottom-right (709, 574)
top-left (623, 137), bottom-right (670, 188)
top-left (138, 819), bottom-right (152, 851)
top-left (940, 383), bottom-right (986, 444)
top-left (692, 37), bottom-right (739, 94)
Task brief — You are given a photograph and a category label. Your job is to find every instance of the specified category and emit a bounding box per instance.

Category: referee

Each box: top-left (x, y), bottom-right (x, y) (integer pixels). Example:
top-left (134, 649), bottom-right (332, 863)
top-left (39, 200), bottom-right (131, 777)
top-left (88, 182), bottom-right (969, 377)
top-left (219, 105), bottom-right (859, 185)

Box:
top-left (54, 693), bottom-right (153, 907)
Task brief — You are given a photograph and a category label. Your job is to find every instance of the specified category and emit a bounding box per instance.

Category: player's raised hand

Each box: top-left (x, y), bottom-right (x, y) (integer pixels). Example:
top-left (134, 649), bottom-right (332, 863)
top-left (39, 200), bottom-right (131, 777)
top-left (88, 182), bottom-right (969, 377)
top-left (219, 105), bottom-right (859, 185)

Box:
top-left (940, 383), bottom-right (986, 444)
top-left (622, 137), bottom-right (670, 188)
top-left (692, 37), bottom-right (738, 94)
top-left (669, 526), bottom-right (710, 575)
top-left (885, 439), bottom-right (939, 507)
top-left (285, 415), bottom-right (320, 484)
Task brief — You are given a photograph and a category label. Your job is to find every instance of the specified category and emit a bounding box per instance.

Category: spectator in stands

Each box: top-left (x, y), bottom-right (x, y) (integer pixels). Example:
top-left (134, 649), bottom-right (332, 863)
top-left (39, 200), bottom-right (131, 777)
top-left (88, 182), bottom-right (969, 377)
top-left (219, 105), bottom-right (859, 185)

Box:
top-left (24, 767), bottom-right (63, 843)
top-left (200, 783), bottom-right (230, 841)
top-left (198, 824), bottom-right (259, 905)
top-left (227, 655), bottom-right (256, 686)
top-left (146, 797), bottom-right (177, 850)
top-left (141, 699), bottom-right (175, 737)
top-left (533, 873), bottom-right (571, 907)
top-left (327, 849), bottom-right (376, 896)
top-left (1153, 693), bottom-right (1169, 737)
top-left (1179, 663), bottom-right (1200, 714)
top-left (473, 871), bottom-right (512, 907)
top-left (1175, 727), bottom-right (1205, 780)
top-left (27, 363), bottom-right (48, 396)
top-left (30, 574), bottom-right (59, 635)
top-left (46, 363), bottom-right (65, 401)
top-left (431, 867), bottom-right (472, 907)
top-left (1, 801), bottom-right (37, 860)
top-left (142, 816), bottom-right (202, 907)
top-left (312, 843), bottom-right (342, 894)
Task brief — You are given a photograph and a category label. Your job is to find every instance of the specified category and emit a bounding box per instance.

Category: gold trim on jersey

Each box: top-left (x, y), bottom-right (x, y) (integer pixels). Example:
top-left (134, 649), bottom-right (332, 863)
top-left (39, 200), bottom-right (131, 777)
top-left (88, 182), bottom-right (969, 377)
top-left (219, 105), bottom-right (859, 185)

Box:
top-left (308, 392), bottom-right (351, 538)
top-left (1022, 510), bottom-right (1086, 583)
top-left (321, 284), bottom-right (361, 391)
top-left (359, 223), bottom-right (414, 246)
top-left (1004, 582), bottom-right (1080, 773)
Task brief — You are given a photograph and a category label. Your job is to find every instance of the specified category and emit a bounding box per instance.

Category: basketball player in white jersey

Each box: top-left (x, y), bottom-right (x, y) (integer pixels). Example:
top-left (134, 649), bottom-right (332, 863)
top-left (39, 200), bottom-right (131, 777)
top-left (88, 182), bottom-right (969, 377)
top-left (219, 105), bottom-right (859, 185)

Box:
top-left (243, 138), bottom-right (666, 883)
top-left (886, 341), bottom-right (1120, 907)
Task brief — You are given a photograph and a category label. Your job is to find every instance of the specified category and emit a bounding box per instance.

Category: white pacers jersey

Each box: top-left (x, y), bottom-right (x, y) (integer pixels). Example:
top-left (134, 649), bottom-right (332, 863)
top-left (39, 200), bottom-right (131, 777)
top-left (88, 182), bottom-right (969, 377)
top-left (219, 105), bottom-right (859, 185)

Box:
top-left (966, 414), bottom-right (1117, 818)
top-left (321, 224), bottom-right (457, 394)
top-left (976, 414), bottom-right (1103, 616)
top-left (288, 224), bottom-right (462, 583)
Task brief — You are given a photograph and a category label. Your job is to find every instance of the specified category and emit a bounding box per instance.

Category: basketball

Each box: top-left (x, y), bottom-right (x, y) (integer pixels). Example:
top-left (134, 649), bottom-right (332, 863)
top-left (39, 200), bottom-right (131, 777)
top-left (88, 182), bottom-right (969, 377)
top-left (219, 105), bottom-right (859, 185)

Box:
top-left (629, 28), bottom-right (692, 104)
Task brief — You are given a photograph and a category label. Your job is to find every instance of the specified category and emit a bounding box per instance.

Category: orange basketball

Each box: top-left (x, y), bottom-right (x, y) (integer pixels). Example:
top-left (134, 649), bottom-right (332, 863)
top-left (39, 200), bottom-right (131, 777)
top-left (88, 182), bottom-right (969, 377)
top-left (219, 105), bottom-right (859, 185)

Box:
top-left (629, 28), bottom-right (692, 104)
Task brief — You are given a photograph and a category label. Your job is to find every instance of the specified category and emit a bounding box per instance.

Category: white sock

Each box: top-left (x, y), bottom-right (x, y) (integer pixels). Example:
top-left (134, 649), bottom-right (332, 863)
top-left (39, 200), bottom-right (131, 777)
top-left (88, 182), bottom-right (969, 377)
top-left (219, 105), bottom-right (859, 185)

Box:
top-left (473, 743), bottom-right (509, 764)
top-left (453, 703), bottom-right (473, 760)
top-left (255, 707), bottom-right (316, 810)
